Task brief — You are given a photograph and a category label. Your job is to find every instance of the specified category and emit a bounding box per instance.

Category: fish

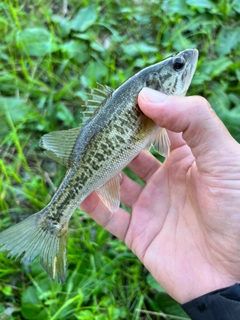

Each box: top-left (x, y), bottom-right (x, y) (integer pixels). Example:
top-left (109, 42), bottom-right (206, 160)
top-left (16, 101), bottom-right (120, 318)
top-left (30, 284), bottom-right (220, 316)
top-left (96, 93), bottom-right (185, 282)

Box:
top-left (0, 48), bottom-right (198, 283)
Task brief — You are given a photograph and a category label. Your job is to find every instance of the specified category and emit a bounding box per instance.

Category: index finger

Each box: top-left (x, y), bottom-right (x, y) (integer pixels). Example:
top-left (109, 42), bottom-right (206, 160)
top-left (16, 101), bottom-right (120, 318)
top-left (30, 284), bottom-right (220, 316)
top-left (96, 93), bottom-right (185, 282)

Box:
top-left (138, 89), bottom-right (239, 171)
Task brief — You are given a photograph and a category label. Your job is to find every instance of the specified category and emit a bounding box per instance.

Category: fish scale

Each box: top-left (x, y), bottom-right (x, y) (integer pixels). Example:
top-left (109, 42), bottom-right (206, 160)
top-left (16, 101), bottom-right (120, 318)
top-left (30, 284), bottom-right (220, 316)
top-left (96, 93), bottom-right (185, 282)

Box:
top-left (0, 49), bottom-right (198, 283)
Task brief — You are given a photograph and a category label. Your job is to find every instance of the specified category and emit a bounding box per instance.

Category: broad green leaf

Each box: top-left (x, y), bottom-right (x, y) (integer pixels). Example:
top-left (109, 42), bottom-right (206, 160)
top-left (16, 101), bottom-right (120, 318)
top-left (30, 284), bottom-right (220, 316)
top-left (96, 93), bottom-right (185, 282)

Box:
top-left (0, 97), bottom-right (28, 134)
top-left (157, 293), bottom-right (190, 318)
top-left (229, 93), bottom-right (240, 108)
top-left (75, 310), bottom-right (95, 320)
top-left (208, 85), bottom-right (240, 143)
top-left (16, 28), bottom-right (58, 57)
top-left (107, 306), bottom-right (121, 320)
top-left (2, 285), bottom-right (12, 296)
top-left (232, 0), bottom-right (240, 13)
top-left (21, 286), bottom-right (39, 305)
top-left (220, 112), bottom-right (240, 143)
top-left (90, 42), bottom-right (105, 52)
top-left (200, 57), bottom-right (232, 78)
top-left (71, 5), bottom-right (97, 32)
top-left (56, 102), bottom-right (74, 126)
top-left (122, 42), bottom-right (158, 57)
top-left (162, 0), bottom-right (192, 16)
top-left (80, 60), bottom-right (108, 87)
top-left (186, 0), bottom-right (215, 9)
top-left (216, 27), bottom-right (240, 55)
top-left (147, 273), bottom-right (166, 292)
top-left (60, 40), bottom-right (89, 63)
top-left (51, 15), bottom-right (71, 38)
top-left (236, 69), bottom-right (240, 81)
top-left (208, 82), bottom-right (230, 113)
top-left (21, 305), bottom-right (48, 320)
top-left (172, 34), bottom-right (195, 52)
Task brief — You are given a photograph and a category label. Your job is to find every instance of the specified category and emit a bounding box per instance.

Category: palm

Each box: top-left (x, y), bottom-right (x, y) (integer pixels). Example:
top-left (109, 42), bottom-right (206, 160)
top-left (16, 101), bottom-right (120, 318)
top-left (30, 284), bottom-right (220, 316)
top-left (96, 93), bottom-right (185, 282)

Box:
top-left (124, 133), bottom-right (240, 303)
top-left (81, 130), bottom-right (240, 303)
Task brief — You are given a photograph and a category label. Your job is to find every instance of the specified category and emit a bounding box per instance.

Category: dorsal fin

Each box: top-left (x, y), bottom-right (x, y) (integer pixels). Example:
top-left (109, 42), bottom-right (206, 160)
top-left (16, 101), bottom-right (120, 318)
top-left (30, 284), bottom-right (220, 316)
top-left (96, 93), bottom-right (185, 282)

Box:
top-left (94, 82), bottom-right (114, 96)
top-left (39, 127), bottom-right (81, 167)
top-left (81, 83), bottom-right (114, 125)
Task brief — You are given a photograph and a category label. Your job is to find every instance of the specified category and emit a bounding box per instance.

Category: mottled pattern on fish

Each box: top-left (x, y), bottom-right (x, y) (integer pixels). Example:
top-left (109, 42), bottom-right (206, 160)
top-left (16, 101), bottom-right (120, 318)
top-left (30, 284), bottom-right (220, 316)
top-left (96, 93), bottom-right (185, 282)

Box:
top-left (0, 49), bottom-right (199, 283)
top-left (46, 83), bottom-right (157, 223)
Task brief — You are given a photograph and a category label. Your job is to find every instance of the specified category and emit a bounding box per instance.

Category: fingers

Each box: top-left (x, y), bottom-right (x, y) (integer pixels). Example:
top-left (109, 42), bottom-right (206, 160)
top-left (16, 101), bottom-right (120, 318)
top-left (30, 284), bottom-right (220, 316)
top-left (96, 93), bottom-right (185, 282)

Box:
top-left (120, 172), bottom-right (143, 207)
top-left (80, 192), bottom-right (130, 241)
top-left (138, 88), bottom-right (239, 170)
top-left (80, 176), bottom-right (140, 241)
top-left (167, 131), bottom-right (187, 152)
top-left (127, 150), bottom-right (161, 182)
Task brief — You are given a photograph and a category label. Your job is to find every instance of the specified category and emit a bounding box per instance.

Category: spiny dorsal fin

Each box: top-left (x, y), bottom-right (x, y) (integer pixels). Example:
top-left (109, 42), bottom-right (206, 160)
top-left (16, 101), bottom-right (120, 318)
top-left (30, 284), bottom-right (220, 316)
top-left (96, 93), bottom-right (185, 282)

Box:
top-left (81, 83), bottom-right (114, 125)
top-left (39, 127), bottom-right (81, 167)
top-left (96, 173), bottom-right (121, 213)
top-left (94, 82), bottom-right (114, 96)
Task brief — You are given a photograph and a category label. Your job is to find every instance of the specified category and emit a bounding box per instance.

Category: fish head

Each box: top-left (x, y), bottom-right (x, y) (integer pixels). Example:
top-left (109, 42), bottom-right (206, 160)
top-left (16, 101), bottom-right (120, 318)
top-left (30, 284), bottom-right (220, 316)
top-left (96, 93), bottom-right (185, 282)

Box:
top-left (144, 49), bottom-right (198, 96)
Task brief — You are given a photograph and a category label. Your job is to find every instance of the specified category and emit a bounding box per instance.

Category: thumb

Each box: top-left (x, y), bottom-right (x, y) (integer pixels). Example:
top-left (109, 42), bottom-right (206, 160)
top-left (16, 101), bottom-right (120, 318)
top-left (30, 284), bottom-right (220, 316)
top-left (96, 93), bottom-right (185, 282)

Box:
top-left (138, 88), bottom-right (239, 169)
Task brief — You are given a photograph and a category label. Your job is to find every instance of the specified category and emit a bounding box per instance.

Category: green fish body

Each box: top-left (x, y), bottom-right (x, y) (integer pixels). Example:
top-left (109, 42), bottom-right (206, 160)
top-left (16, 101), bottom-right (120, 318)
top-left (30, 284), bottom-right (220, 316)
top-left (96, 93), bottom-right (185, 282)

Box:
top-left (0, 49), bottom-right (198, 283)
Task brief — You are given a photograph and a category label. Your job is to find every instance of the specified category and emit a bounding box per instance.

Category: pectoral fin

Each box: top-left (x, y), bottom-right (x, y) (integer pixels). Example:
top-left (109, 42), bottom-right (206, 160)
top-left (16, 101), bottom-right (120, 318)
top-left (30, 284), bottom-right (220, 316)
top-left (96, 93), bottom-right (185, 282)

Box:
top-left (39, 127), bottom-right (81, 168)
top-left (96, 174), bottom-right (121, 213)
top-left (150, 128), bottom-right (171, 158)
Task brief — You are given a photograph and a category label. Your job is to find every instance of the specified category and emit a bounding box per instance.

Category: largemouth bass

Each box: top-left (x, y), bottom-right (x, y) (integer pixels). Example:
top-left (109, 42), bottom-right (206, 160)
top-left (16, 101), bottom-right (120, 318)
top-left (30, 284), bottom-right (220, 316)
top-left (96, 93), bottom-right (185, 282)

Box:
top-left (0, 49), bottom-right (198, 283)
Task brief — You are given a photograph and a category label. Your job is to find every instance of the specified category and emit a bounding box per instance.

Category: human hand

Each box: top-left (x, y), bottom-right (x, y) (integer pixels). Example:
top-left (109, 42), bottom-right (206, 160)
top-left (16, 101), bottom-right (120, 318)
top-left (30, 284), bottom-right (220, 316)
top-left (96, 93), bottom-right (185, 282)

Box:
top-left (80, 87), bottom-right (240, 304)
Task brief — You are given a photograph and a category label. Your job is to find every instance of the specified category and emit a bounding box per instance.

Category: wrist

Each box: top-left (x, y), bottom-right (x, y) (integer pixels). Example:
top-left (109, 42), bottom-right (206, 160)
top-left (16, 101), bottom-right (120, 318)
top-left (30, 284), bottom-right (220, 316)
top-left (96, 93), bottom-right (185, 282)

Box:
top-left (180, 278), bottom-right (238, 304)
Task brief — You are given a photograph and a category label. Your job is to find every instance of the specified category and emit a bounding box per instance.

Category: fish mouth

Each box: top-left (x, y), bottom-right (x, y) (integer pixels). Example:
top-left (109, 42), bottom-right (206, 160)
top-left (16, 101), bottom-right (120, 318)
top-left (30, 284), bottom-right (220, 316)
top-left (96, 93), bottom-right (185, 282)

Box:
top-left (190, 49), bottom-right (199, 78)
top-left (180, 49), bottom-right (199, 96)
top-left (182, 48), bottom-right (198, 78)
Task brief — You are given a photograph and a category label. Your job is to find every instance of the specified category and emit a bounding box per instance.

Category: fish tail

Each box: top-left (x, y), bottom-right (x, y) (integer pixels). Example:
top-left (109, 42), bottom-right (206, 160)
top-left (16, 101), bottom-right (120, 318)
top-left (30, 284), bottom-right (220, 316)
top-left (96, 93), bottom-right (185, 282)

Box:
top-left (0, 209), bottom-right (68, 284)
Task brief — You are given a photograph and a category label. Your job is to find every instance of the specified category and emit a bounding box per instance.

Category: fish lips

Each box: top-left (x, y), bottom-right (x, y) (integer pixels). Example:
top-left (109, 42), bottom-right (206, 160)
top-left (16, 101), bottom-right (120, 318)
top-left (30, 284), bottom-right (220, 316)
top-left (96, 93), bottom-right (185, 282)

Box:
top-left (180, 48), bottom-right (199, 96)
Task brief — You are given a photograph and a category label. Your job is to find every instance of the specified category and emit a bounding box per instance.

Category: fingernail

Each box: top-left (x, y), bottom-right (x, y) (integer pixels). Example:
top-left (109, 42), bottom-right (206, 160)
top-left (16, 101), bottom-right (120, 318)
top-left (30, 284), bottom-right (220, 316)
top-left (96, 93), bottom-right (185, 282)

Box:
top-left (140, 88), bottom-right (168, 103)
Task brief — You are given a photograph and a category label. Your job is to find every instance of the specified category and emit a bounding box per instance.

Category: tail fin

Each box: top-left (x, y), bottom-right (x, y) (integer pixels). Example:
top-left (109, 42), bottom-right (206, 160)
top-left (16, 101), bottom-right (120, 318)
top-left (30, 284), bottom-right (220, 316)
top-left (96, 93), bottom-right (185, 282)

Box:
top-left (0, 209), bottom-right (68, 283)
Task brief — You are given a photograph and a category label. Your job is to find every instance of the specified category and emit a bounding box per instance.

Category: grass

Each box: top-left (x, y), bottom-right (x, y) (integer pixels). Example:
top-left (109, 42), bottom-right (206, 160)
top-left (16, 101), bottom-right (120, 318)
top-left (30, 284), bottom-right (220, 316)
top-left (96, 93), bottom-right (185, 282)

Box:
top-left (0, 0), bottom-right (240, 319)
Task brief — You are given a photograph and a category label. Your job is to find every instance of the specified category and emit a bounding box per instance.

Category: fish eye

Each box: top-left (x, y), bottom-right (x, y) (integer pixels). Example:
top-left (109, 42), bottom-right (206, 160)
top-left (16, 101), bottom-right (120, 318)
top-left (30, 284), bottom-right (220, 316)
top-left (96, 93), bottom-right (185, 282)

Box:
top-left (172, 56), bottom-right (185, 71)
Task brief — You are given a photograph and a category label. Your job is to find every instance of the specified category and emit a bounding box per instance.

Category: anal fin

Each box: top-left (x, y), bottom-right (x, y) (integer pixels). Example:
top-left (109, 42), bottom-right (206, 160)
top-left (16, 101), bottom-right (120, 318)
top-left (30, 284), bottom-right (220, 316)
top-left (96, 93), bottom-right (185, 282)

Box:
top-left (96, 174), bottom-right (121, 213)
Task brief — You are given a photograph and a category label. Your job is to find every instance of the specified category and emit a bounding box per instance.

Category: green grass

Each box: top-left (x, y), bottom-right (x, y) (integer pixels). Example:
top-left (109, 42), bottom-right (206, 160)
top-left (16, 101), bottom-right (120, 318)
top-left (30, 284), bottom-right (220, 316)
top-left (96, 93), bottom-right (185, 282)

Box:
top-left (0, 0), bottom-right (240, 319)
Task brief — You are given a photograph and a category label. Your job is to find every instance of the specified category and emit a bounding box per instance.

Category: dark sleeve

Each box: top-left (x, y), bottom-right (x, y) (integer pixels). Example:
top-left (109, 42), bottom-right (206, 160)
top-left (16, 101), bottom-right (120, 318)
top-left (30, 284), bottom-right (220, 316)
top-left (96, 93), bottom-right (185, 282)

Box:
top-left (181, 283), bottom-right (240, 320)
